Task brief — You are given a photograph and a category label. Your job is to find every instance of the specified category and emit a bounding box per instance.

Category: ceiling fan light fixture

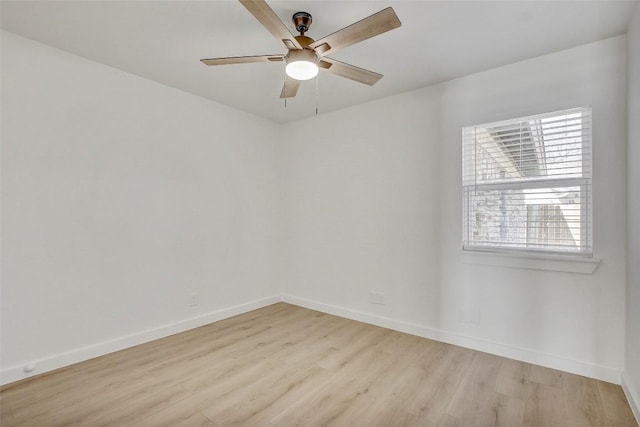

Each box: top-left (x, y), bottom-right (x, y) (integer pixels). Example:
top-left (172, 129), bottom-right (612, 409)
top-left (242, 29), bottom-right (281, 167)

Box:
top-left (201, 2), bottom-right (402, 98)
top-left (286, 61), bottom-right (318, 80)
top-left (285, 49), bottom-right (319, 80)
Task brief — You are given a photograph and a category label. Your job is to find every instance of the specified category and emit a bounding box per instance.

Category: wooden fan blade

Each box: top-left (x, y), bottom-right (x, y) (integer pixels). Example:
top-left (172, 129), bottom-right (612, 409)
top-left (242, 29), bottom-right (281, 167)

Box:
top-left (310, 7), bottom-right (401, 57)
top-left (200, 55), bottom-right (284, 66)
top-left (239, 0), bottom-right (302, 50)
top-left (319, 57), bottom-right (382, 86)
top-left (280, 75), bottom-right (301, 98)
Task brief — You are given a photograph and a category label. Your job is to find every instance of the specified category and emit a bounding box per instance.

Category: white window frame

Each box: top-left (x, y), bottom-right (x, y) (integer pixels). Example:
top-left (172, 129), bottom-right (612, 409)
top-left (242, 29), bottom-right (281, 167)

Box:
top-left (462, 107), bottom-right (593, 257)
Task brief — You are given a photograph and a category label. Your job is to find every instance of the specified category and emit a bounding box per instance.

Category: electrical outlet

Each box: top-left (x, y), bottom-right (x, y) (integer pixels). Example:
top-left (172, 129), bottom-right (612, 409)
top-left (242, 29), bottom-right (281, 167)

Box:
top-left (190, 292), bottom-right (199, 307)
top-left (370, 291), bottom-right (385, 305)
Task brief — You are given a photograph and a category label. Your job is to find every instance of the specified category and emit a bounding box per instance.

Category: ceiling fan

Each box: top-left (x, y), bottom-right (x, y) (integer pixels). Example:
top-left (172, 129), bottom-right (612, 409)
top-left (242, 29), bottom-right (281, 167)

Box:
top-left (200, 0), bottom-right (401, 98)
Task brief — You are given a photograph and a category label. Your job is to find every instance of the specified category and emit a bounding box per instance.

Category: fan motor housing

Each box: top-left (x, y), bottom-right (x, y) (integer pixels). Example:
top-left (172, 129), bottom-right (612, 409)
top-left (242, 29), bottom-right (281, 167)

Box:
top-left (294, 35), bottom-right (314, 48)
top-left (284, 48), bottom-right (318, 65)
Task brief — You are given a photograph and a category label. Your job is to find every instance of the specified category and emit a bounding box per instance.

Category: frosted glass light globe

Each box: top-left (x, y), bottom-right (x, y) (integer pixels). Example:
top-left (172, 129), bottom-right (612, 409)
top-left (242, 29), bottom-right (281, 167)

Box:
top-left (285, 49), bottom-right (319, 81)
top-left (286, 61), bottom-right (319, 80)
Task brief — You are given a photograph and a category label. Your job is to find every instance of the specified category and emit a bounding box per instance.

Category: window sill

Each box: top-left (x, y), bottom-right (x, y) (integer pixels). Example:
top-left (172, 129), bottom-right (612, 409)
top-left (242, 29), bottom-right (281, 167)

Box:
top-left (459, 250), bottom-right (601, 274)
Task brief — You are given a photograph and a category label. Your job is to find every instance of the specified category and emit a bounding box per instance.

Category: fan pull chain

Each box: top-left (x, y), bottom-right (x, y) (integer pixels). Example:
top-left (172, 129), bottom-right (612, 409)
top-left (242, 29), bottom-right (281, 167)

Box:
top-left (283, 73), bottom-right (287, 109)
top-left (315, 73), bottom-right (319, 115)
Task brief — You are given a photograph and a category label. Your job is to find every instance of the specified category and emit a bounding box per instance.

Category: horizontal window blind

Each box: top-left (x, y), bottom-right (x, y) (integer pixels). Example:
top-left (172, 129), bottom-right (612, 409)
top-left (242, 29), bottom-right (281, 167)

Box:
top-left (462, 107), bottom-right (592, 255)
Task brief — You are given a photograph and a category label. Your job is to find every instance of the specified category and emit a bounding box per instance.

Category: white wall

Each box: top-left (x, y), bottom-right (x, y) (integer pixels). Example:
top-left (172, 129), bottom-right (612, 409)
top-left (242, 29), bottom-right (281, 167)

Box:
top-left (0, 31), bottom-right (282, 383)
top-left (282, 36), bottom-right (628, 383)
top-left (281, 85), bottom-right (443, 324)
top-left (1, 27), bottom-right (632, 391)
top-left (625, 3), bottom-right (640, 420)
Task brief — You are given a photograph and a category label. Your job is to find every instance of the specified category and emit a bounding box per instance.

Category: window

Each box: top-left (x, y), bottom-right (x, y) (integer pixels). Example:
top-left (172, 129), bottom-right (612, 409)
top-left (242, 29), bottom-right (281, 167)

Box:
top-left (462, 107), bottom-right (592, 255)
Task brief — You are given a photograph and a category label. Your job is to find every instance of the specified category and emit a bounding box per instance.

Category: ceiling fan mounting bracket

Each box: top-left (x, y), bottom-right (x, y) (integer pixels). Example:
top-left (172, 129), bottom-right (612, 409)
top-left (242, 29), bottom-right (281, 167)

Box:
top-left (292, 12), bottom-right (312, 35)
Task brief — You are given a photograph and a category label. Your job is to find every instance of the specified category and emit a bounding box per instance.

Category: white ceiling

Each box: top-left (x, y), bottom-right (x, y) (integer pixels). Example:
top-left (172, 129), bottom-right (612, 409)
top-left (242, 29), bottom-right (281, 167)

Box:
top-left (1, 0), bottom-right (637, 123)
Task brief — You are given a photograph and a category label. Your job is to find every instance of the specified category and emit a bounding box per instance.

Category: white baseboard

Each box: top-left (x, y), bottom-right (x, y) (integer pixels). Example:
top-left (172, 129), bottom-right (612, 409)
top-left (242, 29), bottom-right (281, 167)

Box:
top-left (281, 294), bottom-right (622, 384)
top-left (622, 372), bottom-right (640, 425)
top-left (0, 295), bottom-right (281, 386)
top-left (2, 293), bottom-right (624, 388)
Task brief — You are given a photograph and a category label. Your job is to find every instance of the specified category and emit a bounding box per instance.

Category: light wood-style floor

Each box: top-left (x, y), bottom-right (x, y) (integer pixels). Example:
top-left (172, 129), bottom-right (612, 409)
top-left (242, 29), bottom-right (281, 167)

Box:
top-left (1, 303), bottom-right (637, 427)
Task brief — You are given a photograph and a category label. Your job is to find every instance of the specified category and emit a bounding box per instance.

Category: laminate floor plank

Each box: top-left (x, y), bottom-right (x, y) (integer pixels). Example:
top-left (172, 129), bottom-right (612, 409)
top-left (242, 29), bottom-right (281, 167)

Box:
top-left (563, 373), bottom-right (607, 427)
top-left (445, 352), bottom-right (522, 426)
top-left (201, 364), bottom-right (331, 426)
top-left (403, 344), bottom-right (475, 423)
top-left (281, 320), bottom-right (369, 367)
top-left (523, 382), bottom-right (566, 427)
top-left (598, 381), bottom-right (638, 427)
top-left (269, 369), bottom-right (376, 427)
top-left (169, 412), bottom-right (216, 427)
top-left (496, 358), bottom-right (531, 399)
top-left (530, 364), bottom-right (565, 388)
top-left (1, 303), bottom-right (637, 427)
